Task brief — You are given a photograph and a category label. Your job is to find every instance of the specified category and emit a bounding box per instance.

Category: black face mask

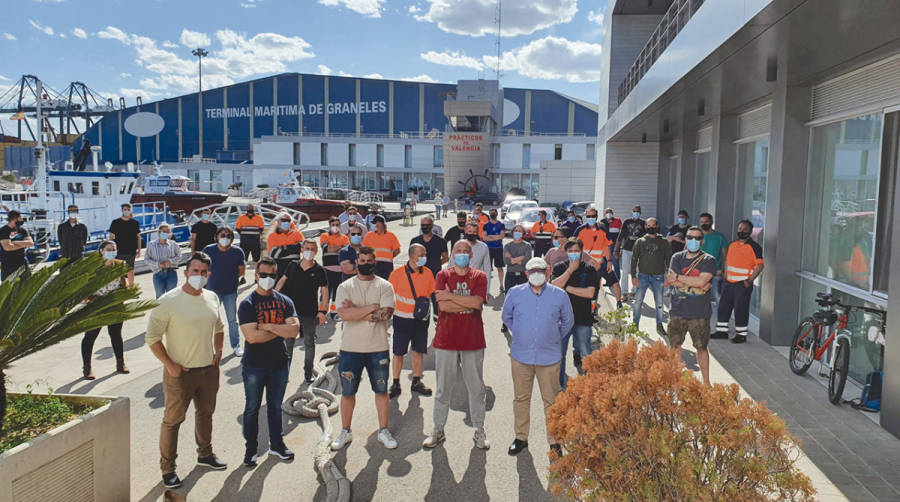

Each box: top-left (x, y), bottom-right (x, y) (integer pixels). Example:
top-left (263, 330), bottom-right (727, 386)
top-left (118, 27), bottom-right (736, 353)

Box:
top-left (737, 231), bottom-right (751, 240)
top-left (646, 226), bottom-right (659, 235)
top-left (465, 233), bottom-right (477, 242)
top-left (490, 214), bottom-right (498, 220)
top-left (457, 221), bottom-right (466, 228)
top-left (421, 225), bottom-right (432, 234)
top-left (357, 263), bottom-right (376, 276)
top-left (700, 223), bottom-right (712, 231)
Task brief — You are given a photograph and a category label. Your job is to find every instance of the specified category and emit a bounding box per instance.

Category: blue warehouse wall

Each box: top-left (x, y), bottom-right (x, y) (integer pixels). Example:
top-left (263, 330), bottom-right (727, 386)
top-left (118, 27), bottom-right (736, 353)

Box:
top-left (393, 82), bottom-right (419, 134)
top-left (276, 74), bottom-right (299, 135)
top-left (302, 75), bottom-right (325, 133)
top-left (360, 78), bottom-right (389, 135)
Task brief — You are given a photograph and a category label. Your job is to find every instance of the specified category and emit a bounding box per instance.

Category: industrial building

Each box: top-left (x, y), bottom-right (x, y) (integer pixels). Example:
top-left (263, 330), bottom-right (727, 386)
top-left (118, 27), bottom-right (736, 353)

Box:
top-left (75, 74), bottom-right (598, 202)
top-left (593, 0), bottom-right (900, 437)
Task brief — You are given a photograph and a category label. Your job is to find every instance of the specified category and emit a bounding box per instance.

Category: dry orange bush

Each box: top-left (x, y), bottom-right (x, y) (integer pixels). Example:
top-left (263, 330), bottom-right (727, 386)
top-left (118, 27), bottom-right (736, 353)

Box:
top-left (547, 340), bottom-right (816, 502)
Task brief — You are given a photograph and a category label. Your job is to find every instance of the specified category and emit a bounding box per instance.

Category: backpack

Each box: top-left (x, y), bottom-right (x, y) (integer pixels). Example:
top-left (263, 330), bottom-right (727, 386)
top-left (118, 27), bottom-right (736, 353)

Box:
top-left (845, 371), bottom-right (882, 412)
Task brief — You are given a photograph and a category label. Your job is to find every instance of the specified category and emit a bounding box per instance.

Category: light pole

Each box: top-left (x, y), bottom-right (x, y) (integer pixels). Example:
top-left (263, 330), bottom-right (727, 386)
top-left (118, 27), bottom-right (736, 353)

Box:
top-left (191, 48), bottom-right (208, 94)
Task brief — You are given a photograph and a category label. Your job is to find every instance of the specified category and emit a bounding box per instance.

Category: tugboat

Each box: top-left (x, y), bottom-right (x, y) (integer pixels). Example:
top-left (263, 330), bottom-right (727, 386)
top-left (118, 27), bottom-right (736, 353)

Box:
top-left (131, 166), bottom-right (227, 213)
top-left (267, 184), bottom-right (373, 221)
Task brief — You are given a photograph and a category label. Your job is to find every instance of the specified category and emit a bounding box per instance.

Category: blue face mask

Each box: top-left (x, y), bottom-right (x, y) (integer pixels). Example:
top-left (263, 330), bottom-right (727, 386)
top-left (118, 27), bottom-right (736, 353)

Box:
top-left (350, 235), bottom-right (362, 245)
top-left (568, 252), bottom-right (581, 262)
top-left (416, 256), bottom-right (427, 267)
top-left (281, 221), bottom-right (291, 230)
top-left (552, 240), bottom-right (559, 248)
top-left (513, 231), bottom-right (523, 240)
top-left (678, 217), bottom-right (686, 225)
top-left (632, 212), bottom-right (641, 219)
top-left (454, 253), bottom-right (470, 267)
top-left (567, 216), bottom-right (575, 223)
top-left (158, 232), bottom-right (169, 240)
top-left (103, 250), bottom-right (117, 260)
top-left (686, 239), bottom-right (701, 252)
top-left (201, 214), bottom-right (210, 221)
top-left (586, 217), bottom-right (597, 226)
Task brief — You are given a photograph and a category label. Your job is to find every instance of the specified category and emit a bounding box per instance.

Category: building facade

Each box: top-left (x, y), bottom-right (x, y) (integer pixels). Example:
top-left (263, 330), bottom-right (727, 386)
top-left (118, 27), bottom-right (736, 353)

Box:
top-left (594, 0), bottom-right (900, 437)
top-left (76, 75), bottom-right (597, 202)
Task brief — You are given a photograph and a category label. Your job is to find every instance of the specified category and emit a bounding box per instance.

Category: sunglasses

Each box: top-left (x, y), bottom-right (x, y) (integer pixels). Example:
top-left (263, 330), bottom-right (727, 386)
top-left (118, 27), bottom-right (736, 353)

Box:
top-left (258, 272), bottom-right (277, 279)
top-left (350, 233), bottom-right (362, 236)
top-left (686, 236), bottom-right (702, 241)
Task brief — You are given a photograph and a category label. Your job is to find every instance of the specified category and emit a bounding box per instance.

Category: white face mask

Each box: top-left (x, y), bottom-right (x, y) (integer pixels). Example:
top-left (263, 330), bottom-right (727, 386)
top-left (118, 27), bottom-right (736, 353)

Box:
top-left (187, 275), bottom-right (207, 290)
top-left (330, 225), bottom-right (340, 233)
top-left (258, 277), bottom-right (276, 291)
top-left (122, 209), bottom-right (131, 217)
top-left (218, 237), bottom-right (231, 247)
top-left (68, 212), bottom-right (78, 220)
top-left (528, 272), bottom-right (547, 287)
top-left (302, 250), bottom-right (314, 261)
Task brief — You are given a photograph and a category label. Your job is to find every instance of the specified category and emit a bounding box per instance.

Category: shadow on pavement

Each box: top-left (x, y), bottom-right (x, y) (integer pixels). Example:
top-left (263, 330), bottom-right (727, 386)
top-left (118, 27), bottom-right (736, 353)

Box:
top-left (55, 371), bottom-right (120, 395)
top-left (95, 332), bottom-right (147, 360)
top-left (424, 446), bottom-right (489, 501)
top-left (145, 381), bottom-right (165, 409)
top-left (680, 348), bottom-right (698, 371)
top-left (516, 450), bottom-right (554, 501)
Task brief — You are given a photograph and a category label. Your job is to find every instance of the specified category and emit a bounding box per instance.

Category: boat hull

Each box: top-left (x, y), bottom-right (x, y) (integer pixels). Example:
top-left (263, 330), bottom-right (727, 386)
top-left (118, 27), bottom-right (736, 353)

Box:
top-left (279, 200), bottom-right (369, 221)
top-left (131, 192), bottom-right (227, 213)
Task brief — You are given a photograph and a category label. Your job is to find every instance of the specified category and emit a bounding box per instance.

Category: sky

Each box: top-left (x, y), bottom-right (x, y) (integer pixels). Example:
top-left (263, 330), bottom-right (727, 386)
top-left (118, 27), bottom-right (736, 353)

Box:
top-left (0, 0), bottom-right (607, 133)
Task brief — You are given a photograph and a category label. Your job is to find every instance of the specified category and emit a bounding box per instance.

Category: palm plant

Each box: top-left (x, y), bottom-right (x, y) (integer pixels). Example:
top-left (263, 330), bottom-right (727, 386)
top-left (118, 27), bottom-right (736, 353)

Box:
top-left (0, 254), bottom-right (156, 435)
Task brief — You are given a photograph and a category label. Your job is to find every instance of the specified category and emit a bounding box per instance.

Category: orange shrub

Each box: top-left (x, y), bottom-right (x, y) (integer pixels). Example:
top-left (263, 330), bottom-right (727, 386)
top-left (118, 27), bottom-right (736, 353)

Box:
top-left (547, 340), bottom-right (816, 502)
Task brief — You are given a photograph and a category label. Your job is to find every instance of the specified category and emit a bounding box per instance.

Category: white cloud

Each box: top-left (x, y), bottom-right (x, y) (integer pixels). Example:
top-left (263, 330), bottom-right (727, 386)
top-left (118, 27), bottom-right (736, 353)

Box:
top-left (59, 33), bottom-right (66, 38)
top-left (484, 36), bottom-right (603, 82)
top-left (71, 27), bottom-right (87, 39)
top-left (0, 75), bottom-right (10, 82)
top-left (317, 64), bottom-right (333, 75)
top-left (362, 73), bottom-right (385, 79)
top-left (408, 4), bottom-right (420, 13)
top-left (416, 0), bottom-right (577, 37)
top-left (119, 72), bottom-right (132, 78)
top-left (2, 33), bottom-right (15, 41)
top-left (318, 0), bottom-right (385, 18)
top-left (420, 50), bottom-right (484, 71)
top-left (403, 74), bottom-right (437, 83)
top-left (98, 26), bottom-right (130, 44)
top-left (28, 20), bottom-right (54, 36)
top-left (162, 40), bottom-right (178, 48)
top-left (587, 9), bottom-right (604, 25)
top-left (180, 29), bottom-right (211, 48)
top-left (240, 0), bottom-right (261, 7)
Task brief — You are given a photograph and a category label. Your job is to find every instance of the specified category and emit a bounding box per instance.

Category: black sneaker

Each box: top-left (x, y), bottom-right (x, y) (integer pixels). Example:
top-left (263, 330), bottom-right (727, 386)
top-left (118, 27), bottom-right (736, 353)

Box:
top-left (501, 325), bottom-right (509, 334)
top-left (616, 301), bottom-right (623, 309)
top-left (508, 439), bottom-right (528, 456)
top-left (657, 323), bottom-right (669, 345)
top-left (710, 331), bottom-right (729, 340)
top-left (243, 451), bottom-right (258, 467)
top-left (196, 454), bottom-right (227, 470)
top-left (389, 381), bottom-right (402, 399)
top-left (731, 334), bottom-right (747, 344)
top-left (410, 379), bottom-right (433, 396)
top-left (304, 371), bottom-right (315, 384)
top-left (269, 444), bottom-right (295, 461)
top-left (162, 472), bottom-right (182, 488)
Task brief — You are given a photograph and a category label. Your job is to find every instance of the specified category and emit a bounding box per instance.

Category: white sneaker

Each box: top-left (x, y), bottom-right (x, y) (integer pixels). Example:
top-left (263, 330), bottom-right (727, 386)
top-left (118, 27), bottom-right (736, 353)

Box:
top-left (331, 429), bottom-right (352, 451)
top-left (377, 428), bottom-right (398, 449)
top-left (233, 346), bottom-right (244, 357)
top-left (473, 428), bottom-right (490, 450)
top-left (422, 429), bottom-right (446, 449)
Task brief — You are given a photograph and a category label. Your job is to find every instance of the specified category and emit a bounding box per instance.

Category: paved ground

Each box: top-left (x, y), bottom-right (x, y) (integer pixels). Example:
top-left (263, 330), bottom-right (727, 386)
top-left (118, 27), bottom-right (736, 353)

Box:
top-left (6, 209), bottom-right (884, 501)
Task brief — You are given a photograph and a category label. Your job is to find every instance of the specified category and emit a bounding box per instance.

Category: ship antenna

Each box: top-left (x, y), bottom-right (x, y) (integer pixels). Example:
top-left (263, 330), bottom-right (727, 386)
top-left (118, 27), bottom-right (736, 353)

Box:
top-left (494, 0), bottom-right (502, 81)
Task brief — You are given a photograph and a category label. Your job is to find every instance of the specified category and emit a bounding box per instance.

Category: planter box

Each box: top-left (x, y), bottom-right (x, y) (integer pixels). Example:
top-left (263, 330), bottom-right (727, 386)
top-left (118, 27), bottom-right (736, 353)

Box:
top-left (0, 394), bottom-right (130, 502)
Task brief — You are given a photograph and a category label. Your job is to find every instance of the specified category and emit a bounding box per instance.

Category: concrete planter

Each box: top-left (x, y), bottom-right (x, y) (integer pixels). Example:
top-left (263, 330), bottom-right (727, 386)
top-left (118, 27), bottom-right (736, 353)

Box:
top-left (0, 394), bottom-right (130, 502)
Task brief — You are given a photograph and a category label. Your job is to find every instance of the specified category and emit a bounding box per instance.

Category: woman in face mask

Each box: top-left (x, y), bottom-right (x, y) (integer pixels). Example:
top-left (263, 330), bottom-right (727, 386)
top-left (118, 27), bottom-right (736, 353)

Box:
top-left (146, 223), bottom-right (183, 299)
top-left (81, 241), bottom-right (130, 380)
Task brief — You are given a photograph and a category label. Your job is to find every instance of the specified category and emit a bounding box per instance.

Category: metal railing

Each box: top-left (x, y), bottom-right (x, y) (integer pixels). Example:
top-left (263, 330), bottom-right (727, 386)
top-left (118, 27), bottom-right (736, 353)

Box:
top-left (179, 157), bottom-right (217, 164)
top-left (616, 0), bottom-right (705, 107)
top-left (186, 201), bottom-right (311, 234)
top-left (276, 129), bottom-right (589, 140)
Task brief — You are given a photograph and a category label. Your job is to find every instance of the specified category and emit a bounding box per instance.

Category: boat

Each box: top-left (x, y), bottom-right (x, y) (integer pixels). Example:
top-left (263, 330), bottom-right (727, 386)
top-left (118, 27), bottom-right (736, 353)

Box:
top-left (263, 184), bottom-right (375, 221)
top-left (130, 168), bottom-right (227, 213)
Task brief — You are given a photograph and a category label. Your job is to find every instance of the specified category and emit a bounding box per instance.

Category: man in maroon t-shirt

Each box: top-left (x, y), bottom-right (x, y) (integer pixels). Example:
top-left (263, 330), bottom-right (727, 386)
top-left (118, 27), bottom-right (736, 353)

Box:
top-left (422, 239), bottom-right (490, 450)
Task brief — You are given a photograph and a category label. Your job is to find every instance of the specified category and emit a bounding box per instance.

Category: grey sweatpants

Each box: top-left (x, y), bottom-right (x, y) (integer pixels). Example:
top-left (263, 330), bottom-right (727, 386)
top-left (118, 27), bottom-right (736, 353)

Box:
top-left (433, 348), bottom-right (486, 431)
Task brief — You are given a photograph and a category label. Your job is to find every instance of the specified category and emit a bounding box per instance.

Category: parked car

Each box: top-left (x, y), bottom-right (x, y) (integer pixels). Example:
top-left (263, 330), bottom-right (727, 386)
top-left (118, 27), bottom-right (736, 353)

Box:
top-left (567, 201), bottom-right (595, 220)
top-left (469, 191), bottom-right (501, 205)
top-left (503, 200), bottom-right (539, 232)
top-left (520, 208), bottom-right (558, 241)
top-left (501, 194), bottom-right (528, 218)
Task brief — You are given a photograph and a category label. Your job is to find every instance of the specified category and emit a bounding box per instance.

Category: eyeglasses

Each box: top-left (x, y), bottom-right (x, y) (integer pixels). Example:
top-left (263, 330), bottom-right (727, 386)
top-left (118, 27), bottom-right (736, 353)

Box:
top-left (258, 272), bottom-right (277, 279)
top-left (686, 236), bottom-right (702, 241)
top-left (350, 233), bottom-right (362, 237)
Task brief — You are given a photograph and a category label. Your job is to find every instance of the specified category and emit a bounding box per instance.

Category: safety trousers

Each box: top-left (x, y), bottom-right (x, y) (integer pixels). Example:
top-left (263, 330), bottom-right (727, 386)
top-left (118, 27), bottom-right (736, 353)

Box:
top-left (716, 281), bottom-right (753, 336)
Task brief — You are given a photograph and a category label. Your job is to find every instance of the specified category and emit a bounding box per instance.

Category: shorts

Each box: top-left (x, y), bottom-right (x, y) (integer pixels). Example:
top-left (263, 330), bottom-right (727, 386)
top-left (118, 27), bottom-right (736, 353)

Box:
top-left (667, 317), bottom-right (710, 351)
top-left (338, 350), bottom-right (390, 396)
top-left (240, 240), bottom-right (261, 262)
top-left (596, 259), bottom-right (619, 286)
top-left (392, 317), bottom-right (429, 356)
top-left (116, 254), bottom-right (136, 270)
top-left (489, 247), bottom-right (504, 268)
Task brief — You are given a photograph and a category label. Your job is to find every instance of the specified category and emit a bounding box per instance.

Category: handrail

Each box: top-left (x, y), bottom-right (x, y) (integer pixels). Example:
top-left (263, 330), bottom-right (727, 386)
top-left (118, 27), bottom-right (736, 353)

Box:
top-left (274, 130), bottom-right (588, 139)
top-left (186, 201), bottom-right (311, 234)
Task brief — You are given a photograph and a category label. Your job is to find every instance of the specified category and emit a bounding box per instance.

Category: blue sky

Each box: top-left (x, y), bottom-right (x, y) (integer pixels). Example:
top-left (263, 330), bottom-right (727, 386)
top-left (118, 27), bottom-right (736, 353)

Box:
top-left (0, 0), bottom-right (606, 120)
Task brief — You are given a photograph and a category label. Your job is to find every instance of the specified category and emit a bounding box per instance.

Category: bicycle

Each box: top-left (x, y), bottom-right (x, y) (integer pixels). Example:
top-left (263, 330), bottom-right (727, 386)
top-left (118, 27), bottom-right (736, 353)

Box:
top-left (789, 292), bottom-right (885, 404)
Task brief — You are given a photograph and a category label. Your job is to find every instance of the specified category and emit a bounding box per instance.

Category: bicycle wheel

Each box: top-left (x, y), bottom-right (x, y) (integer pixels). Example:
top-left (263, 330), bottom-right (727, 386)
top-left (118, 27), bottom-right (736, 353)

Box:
top-left (789, 318), bottom-right (818, 375)
top-left (828, 337), bottom-right (850, 404)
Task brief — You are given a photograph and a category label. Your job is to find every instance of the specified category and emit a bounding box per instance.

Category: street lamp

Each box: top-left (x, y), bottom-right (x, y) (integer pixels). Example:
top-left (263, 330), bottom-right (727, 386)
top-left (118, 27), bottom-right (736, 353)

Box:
top-left (191, 48), bottom-right (209, 94)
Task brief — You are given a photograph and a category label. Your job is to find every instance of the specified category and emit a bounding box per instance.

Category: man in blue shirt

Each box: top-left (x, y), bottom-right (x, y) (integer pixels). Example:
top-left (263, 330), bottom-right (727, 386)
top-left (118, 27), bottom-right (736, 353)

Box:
top-left (482, 209), bottom-right (505, 292)
top-left (501, 257), bottom-right (574, 458)
top-left (699, 212), bottom-right (728, 307)
top-left (558, 209), bottom-right (580, 237)
top-left (204, 227), bottom-right (246, 356)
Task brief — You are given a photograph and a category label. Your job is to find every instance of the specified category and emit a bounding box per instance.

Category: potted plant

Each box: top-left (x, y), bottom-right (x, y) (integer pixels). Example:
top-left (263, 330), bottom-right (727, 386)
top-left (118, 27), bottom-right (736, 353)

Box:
top-left (0, 254), bottom-right (155, 501)
top-left (547, 340), bottom-right (816, 501)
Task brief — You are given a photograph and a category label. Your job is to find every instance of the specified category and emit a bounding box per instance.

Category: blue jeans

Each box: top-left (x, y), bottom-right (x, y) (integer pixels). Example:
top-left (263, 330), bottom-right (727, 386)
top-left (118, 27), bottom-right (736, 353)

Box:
top-left (711, 275), bottom-right (722, 307)
top-left (152, 269), bottom-right (178, 299)
top-left (633, 273), bottom-right (665, 325)
top-left (559, 324), bottom-right (593, 389)
top-left (216, 292), bottom-right (239, 349)
top-left (338, 350), bottom-right (390, 396)
top-left (242, 363), bottom-right (289, 452)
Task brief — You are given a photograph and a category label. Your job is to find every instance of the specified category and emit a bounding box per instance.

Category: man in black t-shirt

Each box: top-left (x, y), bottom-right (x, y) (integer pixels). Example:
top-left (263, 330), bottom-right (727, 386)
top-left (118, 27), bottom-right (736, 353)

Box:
top-left (109, 203), bottom-right (142, 286)
top-left (191, 208), bottom-right (218, 254)
top-left (615, 205), bottom-right (645, 298)
top-left (443, 212), bottom-right (468, 248)
top-left (238, 257), bottom-right (299, 466)
top-left (550, 240), bottom-right (598, 390)
top-left (666, 209), bottom-right (690, 254)
top-left (275, 240), bottom-right (329, 383)
top-left (411, 215), bottom-right (448, 277)
top-left (0, 210), bottom-right (34, 280)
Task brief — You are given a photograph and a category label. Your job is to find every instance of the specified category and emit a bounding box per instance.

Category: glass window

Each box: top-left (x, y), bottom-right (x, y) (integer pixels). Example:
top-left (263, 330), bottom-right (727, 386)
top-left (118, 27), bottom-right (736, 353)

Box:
top-left (587, 143), bottom-right (596, 160)
top-left (321, 143), bottom-right (328, 166)
top-left (209, 170), bottom-right (223, 192)
top-left (92, 181), bottom-right (100, 195)
top-left (433, 146), bottom-right (443, 168)
top-left (522, 144), bottom-right (531, 169)
top-left (803, 114), bottom-right (882, 291)
top-left (300, 170), bottom-right (321, 187)
top-left (381, 173), bottom-right (403, 200)
top-left (501, 173), bottom-right (519, 196)
top-left (434, 174), bottom-right (444, 194)
top-left (735, 138), bottom-right (769, 316)
top-left (492, 144), bottom-right (500, 168)
top-left (376, 144), bottom-right (384, 168)
top-left (404, 145), bottom-right (412, 168)
top-left (349, 144), bottom-right (356, 167)
top-left (554, 144), bottom-right (563, 160)
top-left (874, 111), bottom-right (900, 294)
top-left (53, 180), bottom-right (60, 191)
top-left (293, 143), bottom-right (300, 165)
top-left (693, 151), bottom-right (712, 219)
top-left (328, 170), bottom-right (348, 189)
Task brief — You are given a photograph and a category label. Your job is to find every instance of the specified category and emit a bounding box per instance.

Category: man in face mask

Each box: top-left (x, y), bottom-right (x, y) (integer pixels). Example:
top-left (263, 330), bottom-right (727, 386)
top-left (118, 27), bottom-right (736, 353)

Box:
top-left (576, 207), bottom-right (623, 309)
top-left (551, 240), bottom-right (597, 390)
top-left (666, 210), bottom-right (690, 253)
top-left (665, 227), bottom-right (715, 385)
top-left (146, 252), bottom-right (227, 489)
top-left (444, 211), bottom-right (468, 248)
top-left (714, 220), bottom-right (764, 344)
top-left (698, 213), bottom-right (727, 307)
top-left (630, 218), bottom-right (671, 333)
top-left (464, 221), bottom-right (493, 293)
top-left (332, 247), bottom-right (398, 451)
top-left (482, 209), bottom-right (506, 291)
top-left (109, 203), bottom-right (141, 286)
top-left (204, 227), bottom-right (246, 356)
top-left (339, 228), bottom-right (365, 282)
top-left (340, 207), bottom-right (368, 237)
top-left (615, 205), bottom-right (645, 300)
top-left (276, 240), bottom-right (329, 382)
top-left (321, 216), bottom-right (349, 319)
top-left (530, 210), bottom-right (557, 258)
top-left (411, 215), bottom-right (448, 278)
top-left (387, 244), bottom-right (435, 399)
top-left (236, 205), bottom-right (265, 278)
top-left (362, 216), bottom-right (401, 279)
top-left (558, 209), bottom-right (579, 237)
top-left (502, 257), bottom-right (573, 457)
top-left (238, 257), bottom-right (300, 466)
top-left (267, 214), bottom-right (302, 255)
top-left (0, 210), bottom-right (33, 279)
top-left (146, 223), bottom-right (183, 299)
top-left (191, 208), bottom-right (217, 254)
top-left (58, 204), bottom-right (88, 261)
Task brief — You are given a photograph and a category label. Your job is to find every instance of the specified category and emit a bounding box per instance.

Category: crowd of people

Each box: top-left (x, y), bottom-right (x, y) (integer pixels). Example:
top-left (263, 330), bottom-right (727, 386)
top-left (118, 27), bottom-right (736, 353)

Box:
top-left (0, 198), bottom-right (764, 490)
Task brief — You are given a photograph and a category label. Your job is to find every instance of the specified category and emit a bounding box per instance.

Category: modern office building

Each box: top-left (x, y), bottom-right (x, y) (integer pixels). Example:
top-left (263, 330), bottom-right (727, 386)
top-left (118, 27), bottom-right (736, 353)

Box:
top-left (594, 0), bottom-right (900, 437)
top-left (75, 75), bottom-right (597, 201)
